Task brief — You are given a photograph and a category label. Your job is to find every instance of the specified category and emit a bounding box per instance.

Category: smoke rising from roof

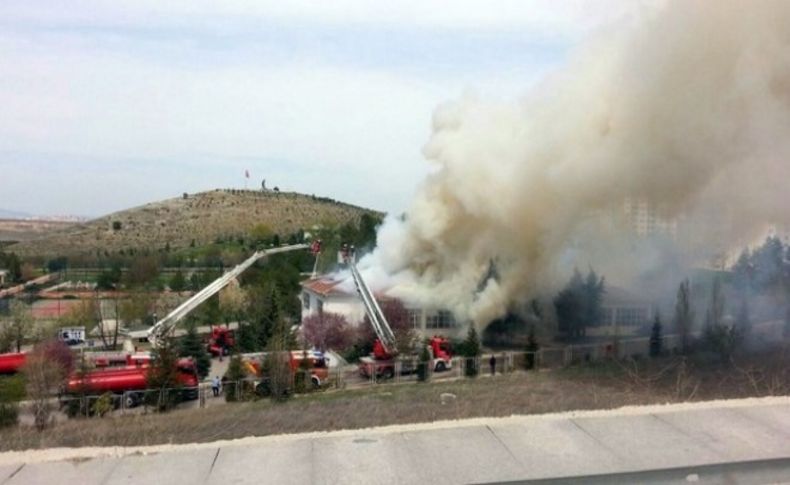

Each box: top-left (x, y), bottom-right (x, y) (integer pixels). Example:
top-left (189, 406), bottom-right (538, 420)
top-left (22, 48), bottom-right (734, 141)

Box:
top-left (366, 0), bottom-right (790, 325)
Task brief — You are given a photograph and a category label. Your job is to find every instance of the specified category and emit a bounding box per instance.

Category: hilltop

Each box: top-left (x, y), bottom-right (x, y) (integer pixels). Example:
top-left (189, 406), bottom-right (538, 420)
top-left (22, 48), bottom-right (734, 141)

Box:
top-left (0, 219), bottom-right (77, 244)
top-left (8, 189), bottom-right (382, 258)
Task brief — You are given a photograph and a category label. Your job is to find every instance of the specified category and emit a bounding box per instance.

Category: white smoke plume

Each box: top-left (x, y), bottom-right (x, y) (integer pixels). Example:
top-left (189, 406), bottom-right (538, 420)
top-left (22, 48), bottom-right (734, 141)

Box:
top-left (364, 0), bottom-right (790, 325)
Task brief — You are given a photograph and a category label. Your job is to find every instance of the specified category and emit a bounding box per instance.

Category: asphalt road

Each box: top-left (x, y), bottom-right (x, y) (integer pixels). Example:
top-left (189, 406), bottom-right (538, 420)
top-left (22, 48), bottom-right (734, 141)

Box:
top-left (2, 397), bottom-right (790, 484)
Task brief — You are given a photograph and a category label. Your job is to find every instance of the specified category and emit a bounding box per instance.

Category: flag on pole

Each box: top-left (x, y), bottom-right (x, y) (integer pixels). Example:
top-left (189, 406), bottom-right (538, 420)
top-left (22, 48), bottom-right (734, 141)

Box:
top-left (245, 169), bottom-right (250, 179)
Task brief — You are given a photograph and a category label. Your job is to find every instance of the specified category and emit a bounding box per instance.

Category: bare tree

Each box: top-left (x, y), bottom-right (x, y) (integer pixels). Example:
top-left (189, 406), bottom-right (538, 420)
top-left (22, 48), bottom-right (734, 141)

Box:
top-left (219, 281), bottom-right (248, 326)
top-left (58, 298), bottom-right (101, 336)
top-left (8, 301), bottom-right (33, 353)
top-left (23, 340), bottom-right (72, 430)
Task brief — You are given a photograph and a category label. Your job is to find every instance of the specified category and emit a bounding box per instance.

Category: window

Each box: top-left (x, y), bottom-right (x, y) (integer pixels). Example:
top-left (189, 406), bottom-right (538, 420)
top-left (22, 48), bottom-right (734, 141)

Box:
top-left (615, 307), bottom-right (647, 326)
top-left (601, 307), bottom-right (613, 325)
top-left (302, 292), bottom-right (310, 310)
top-left (407, 309), bottom-right (421, 329)
top-left (426, 310), bottom-right (455, 329)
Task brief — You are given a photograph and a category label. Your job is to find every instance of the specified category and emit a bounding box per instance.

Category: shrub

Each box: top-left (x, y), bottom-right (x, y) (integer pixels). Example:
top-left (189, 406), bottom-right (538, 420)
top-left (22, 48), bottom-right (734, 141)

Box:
top-left (91, 392), bottom-right (114, 417)
top-left (0, 376), bottom-right (24, 429)
top-left (0, 403), bottom-right (18, 428)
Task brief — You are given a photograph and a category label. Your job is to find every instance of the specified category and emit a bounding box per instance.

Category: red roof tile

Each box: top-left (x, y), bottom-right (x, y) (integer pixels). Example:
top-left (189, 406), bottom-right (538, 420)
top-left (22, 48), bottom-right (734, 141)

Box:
top-left (301, 278), bottom-right (350, 297)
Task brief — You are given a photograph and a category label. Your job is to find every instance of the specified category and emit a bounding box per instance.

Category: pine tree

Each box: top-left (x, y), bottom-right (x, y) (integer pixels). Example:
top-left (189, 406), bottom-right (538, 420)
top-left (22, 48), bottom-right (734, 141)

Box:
top-left (169, 270), bottom-right (186, 292)
top-left (674, 279), bottom-right (693, 354)
top-left (784, 306), bottom-right (790, 339)
top-left (261, 314), bottom-right (294, 400)
top-left (294, 350), bottom-right (313, 393)
top-left (224, 354), bottom-right (246, 402)
top-left (735, 298), bottom-right (751, 350)
top-left (462, 325), bottom-right (481, 377)
top-left (417, 344), bottom-right (431, 382)
top-left (236, 321), bottom-right (259, 352)
top-left (178, 323), bottom-right (211, 379)
top-left (252, 284), bottom-right (283, 350)
top-left (649, 313), bottom-right (663, 357)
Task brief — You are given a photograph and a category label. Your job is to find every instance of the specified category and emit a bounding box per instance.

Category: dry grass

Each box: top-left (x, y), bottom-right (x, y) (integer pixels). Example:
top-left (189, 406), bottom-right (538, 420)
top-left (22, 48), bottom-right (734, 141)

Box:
top-left (2, 347), bottom-right (789, 452)
top-left (10, 189), bottom-right (380, 257)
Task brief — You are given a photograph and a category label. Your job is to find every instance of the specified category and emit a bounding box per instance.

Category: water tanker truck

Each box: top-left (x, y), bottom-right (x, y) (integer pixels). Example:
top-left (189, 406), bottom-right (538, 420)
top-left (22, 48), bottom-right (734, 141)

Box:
top-left (65, 358), bottom-right (199, 408)
top-left (0, 352), bottom-right (26, 375)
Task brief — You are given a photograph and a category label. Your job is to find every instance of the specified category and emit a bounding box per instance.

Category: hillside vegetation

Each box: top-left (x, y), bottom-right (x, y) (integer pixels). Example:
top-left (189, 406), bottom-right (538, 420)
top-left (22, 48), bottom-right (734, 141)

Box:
top-left (9, 189), bottom-right (382, 258)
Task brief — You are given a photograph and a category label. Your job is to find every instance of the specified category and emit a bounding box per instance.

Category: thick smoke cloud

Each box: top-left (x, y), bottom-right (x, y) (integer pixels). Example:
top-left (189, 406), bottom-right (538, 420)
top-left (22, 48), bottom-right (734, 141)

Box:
top-left (366, 0), bottom-right (790, 325)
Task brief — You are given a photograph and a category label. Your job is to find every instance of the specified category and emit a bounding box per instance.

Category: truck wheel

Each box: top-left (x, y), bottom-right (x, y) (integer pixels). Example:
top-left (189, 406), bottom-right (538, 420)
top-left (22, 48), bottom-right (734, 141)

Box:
top-left (256, 380), bottom-right (272, 397)
top-left (124, 393), bottom-right (137, 409)
top-left (311, 376), bottom-right (321, 389)
top-left (435, 361), bottom-right (447, 372)
top-left (380, 367), bottom-right (395, 380)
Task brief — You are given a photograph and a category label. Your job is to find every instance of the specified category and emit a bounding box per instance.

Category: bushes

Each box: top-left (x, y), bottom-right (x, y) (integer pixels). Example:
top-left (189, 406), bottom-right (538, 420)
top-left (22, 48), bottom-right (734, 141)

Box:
top-left (0, 402), bottom-right (18, 428)
top-left (0, 376), bottom-right (24, 429)
top-left (91, 392), bottom-right (114, 417)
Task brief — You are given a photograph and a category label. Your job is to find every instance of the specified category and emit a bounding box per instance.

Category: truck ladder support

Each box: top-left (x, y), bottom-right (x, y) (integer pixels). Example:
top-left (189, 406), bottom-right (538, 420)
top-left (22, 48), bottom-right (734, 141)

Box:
top-left (346, 260), bottom-right (397, 354)
top-left (147, 244), bottom-right (308, 346)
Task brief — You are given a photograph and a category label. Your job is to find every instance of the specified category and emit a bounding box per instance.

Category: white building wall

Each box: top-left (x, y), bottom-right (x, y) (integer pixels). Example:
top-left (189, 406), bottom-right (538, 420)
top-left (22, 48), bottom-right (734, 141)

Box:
top-left (300, 289), bottom-right (468, 339)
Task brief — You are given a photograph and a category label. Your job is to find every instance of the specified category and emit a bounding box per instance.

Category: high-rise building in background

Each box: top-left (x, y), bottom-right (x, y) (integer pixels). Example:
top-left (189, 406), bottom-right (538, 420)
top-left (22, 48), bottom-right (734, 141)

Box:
top-left (622, 197), bottom-right (678, 239)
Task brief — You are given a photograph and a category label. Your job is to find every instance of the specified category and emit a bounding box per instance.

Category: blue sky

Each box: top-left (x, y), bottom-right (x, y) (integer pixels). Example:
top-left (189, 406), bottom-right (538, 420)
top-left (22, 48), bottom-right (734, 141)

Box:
top-left (0, 1), bottom-right (648, 217)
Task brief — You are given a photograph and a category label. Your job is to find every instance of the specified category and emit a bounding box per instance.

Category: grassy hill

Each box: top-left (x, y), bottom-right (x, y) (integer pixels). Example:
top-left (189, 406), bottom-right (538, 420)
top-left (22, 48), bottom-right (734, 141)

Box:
top-left (8, 189), bottom-right (382, 258)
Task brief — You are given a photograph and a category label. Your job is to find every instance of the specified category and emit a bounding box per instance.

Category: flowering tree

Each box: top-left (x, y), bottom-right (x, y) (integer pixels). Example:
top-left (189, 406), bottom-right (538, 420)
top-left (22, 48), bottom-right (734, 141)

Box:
top-left (301, 312), bottom-right (354, 352)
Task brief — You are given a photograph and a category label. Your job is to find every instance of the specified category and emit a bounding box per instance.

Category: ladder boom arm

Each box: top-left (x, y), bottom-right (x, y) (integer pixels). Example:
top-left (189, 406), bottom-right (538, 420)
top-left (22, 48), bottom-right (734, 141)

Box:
top-left (347, 260), bottom-right (397, 354)
top-left (147, 244), bottom-right (308, 346)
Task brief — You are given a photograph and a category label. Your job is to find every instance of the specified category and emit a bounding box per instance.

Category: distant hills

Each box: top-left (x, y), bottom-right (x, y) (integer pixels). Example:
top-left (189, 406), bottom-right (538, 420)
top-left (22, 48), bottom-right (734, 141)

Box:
top-left (0, 209), bottom-right (32, 219)
top-left (7, 189), bottom-right (383, 258)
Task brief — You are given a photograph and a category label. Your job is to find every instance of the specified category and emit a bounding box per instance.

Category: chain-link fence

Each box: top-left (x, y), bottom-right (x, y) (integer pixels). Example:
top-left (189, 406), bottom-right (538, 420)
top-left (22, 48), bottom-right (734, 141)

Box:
top-left (59, 385), bottom-right (201, 417)
top-left (50, 335), bottom-right (682, 419)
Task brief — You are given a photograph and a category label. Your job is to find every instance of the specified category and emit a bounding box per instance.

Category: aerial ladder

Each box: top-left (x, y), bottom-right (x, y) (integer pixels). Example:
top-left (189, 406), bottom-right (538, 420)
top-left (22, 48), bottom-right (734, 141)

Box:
top-left (341, 245), bottom-right (397, 359)
top-left (147, 244), bottom-right (309, 347)
top-left (339, 245), bottom-right (452, 378)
